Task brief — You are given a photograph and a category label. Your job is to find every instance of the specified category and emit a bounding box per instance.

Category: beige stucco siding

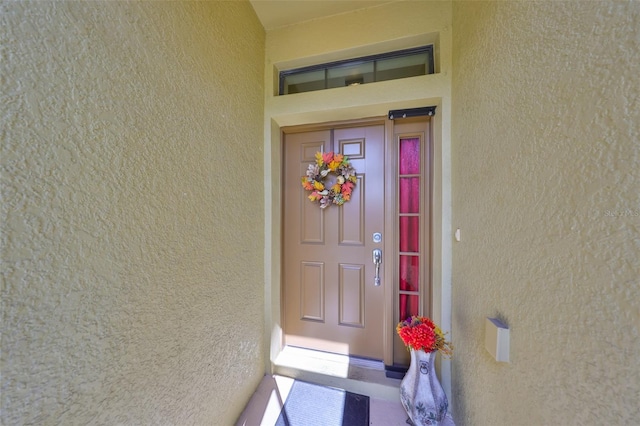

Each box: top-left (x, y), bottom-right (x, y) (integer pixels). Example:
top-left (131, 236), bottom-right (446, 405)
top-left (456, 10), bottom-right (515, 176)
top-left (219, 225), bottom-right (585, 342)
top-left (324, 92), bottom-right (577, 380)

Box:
top-left (451, 1), bottom-right (639, 424)
top-left (3, 0), bottom-right (638, 424)
top-left (1, 1), bottom-right (265, 424)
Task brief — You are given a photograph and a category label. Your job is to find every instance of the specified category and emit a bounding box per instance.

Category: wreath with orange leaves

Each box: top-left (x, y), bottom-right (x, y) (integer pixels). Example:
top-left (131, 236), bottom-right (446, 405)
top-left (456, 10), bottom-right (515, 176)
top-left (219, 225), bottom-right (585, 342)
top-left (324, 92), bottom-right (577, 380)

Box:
top-left (301, 151), bottom-right (357, 209)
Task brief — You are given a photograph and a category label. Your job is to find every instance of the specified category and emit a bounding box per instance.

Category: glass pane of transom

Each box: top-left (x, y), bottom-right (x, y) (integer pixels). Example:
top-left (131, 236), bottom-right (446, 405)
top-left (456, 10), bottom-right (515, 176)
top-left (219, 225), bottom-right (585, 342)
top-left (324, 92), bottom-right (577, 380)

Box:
top-left (327, 62), bottom-right (374, 89)
top-left (283, 69), bottom-right (325, 94)
top-left (377, 53), bottom-right (429, 82)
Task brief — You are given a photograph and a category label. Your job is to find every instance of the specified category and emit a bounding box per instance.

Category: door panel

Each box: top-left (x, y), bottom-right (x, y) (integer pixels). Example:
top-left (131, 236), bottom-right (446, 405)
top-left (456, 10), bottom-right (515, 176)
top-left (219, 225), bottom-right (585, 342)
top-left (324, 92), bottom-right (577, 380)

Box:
top-left (300, 261), bottom-right (324, 321)
top-left (338, 263), bottom-right (364, 327)
top-left (339, 175), bottom-right (364, 245)
top-left (283, 125), bottom-right (385, 360)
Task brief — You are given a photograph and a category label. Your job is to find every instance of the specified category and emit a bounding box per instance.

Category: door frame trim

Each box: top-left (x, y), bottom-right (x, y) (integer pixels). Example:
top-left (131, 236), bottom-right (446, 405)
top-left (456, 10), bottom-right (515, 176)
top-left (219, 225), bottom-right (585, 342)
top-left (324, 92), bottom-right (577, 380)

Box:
top-left (264, 100), bottom-right (451, 397)
top-left (388, 117), bottom-right (434, 367)
top-left (278, 116), bottom-right (433, 367)
top-left (280, 116), bottom-right (387, 134)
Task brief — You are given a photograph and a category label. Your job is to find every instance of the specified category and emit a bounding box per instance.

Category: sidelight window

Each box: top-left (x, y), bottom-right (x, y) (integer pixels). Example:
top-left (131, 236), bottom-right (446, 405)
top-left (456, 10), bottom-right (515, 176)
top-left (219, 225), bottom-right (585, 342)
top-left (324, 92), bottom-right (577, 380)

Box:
top-left (398, 136), bottom-right (422, 321)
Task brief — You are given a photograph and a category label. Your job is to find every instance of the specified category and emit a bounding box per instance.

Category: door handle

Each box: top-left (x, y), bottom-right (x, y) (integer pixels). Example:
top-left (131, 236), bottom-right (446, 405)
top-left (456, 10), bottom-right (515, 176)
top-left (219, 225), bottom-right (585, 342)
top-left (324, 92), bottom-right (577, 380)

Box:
top-left (372, 249), bottom-right (382, 286)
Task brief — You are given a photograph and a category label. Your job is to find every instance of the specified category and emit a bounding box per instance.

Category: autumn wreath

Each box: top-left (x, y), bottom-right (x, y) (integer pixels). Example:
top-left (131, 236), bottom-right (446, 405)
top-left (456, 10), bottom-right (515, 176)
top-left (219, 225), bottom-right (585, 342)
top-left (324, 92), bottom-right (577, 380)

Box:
top-left (301, 151), bottom-right (357, 209)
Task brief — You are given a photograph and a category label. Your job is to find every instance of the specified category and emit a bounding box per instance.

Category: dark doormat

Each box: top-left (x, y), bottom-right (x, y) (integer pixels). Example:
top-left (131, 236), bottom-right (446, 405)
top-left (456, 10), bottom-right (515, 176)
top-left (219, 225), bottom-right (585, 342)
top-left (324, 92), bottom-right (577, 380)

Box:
top-left (275, 380), bottom-right (370, 426)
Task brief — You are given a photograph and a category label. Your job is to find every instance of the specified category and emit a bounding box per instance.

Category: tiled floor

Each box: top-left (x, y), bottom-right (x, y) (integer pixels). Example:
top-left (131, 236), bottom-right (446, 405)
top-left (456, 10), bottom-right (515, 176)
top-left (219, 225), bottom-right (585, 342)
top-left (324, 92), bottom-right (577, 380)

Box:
top-left (236, 346), bottom-right (410, 426)
top-left (236, 374), bottom-right (409, 426)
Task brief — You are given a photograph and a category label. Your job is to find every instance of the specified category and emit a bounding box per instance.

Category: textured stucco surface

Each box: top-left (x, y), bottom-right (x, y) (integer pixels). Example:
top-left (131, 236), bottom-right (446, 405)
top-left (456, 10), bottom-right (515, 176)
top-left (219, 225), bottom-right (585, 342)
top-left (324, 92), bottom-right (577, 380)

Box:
top-left (1, 1), bottom-right (265, 424)
top-left (451, 1), bottom-right (639, 425)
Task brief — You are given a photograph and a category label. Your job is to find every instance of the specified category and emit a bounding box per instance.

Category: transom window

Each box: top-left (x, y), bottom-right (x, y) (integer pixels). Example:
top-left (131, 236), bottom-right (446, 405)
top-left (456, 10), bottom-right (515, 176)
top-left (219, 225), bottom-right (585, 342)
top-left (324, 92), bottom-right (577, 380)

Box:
top-left (279, 45), bottom-right (434, 95)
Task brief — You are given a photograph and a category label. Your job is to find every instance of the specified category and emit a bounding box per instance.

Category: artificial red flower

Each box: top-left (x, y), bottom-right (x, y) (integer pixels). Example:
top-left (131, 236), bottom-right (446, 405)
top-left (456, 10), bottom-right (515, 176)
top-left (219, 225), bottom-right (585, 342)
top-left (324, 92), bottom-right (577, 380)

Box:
top-left (396, 315), bottom-right (453, 357)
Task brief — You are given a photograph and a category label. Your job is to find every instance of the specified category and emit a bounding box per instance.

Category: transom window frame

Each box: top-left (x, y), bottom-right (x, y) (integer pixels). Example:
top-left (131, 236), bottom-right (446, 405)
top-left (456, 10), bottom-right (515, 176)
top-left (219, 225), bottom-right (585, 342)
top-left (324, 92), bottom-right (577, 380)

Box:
top-left (278, 45), bottom-right (435, 96)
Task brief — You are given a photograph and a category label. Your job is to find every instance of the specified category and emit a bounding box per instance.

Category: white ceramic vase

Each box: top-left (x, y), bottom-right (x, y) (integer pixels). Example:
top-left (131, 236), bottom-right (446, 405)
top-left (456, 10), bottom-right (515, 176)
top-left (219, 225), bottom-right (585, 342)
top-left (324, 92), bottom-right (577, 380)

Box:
top-left (399, 349), bottom-right (449, 426)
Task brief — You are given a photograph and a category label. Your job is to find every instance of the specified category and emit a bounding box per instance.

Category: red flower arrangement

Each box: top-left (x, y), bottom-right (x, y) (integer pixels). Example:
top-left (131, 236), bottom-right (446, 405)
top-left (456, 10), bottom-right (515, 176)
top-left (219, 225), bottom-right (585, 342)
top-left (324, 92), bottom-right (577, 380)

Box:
top-left (396, 316), bottom-right (453, 358)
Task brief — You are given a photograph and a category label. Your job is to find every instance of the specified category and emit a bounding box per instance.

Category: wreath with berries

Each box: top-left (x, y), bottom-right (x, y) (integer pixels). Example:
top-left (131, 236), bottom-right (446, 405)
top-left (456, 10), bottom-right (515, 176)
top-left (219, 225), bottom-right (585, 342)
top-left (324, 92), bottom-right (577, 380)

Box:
top-left (301, 151), bottom-right (357, 209)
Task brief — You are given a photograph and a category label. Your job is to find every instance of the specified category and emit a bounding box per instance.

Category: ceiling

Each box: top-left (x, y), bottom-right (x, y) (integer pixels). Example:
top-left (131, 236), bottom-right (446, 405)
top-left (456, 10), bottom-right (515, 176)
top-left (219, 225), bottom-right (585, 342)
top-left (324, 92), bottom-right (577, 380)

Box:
top-left (250, 0), bottom-right (395, 30)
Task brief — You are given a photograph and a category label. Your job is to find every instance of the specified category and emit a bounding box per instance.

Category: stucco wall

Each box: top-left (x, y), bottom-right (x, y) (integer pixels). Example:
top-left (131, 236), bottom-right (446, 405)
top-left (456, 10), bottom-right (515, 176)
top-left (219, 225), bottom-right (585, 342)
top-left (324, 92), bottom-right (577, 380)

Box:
top-left (451, 1), bottom-right (639, 425)
top-left (1, 2), bottom-right (265, 424)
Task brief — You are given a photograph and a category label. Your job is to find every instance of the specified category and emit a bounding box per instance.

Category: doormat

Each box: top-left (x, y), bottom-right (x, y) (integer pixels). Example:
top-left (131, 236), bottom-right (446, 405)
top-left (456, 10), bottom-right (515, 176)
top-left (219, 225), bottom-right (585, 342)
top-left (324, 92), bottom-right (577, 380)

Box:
top-left (275, 380), bottom-right (369, 426)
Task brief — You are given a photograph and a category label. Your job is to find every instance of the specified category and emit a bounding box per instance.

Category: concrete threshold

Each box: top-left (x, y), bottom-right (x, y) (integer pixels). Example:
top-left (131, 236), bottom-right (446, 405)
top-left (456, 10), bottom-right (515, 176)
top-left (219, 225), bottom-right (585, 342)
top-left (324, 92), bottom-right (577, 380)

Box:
top-left (272, 346), bottom-right (401, 402)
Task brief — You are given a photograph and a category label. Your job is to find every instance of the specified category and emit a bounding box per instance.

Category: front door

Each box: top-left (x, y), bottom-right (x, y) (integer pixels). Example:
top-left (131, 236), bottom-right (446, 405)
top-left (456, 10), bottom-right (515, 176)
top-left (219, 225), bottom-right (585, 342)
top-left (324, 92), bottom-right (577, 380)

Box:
top-left (282, 123), bottom-right (386, 360)
top-left (282, 116), bottom-right (432, 365)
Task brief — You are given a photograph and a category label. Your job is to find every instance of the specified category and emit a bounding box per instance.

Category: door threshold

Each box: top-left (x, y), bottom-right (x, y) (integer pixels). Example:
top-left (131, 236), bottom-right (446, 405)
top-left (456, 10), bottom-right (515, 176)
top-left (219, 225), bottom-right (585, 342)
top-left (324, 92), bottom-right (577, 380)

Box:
top-left (272, 346), bottom-right (401, 401)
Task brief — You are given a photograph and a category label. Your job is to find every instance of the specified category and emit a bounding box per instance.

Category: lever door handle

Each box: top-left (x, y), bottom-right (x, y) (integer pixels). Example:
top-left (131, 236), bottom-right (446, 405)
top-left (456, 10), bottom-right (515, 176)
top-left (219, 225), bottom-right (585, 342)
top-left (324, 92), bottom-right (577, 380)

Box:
top-left (372, 249), bottom-right (382, 286)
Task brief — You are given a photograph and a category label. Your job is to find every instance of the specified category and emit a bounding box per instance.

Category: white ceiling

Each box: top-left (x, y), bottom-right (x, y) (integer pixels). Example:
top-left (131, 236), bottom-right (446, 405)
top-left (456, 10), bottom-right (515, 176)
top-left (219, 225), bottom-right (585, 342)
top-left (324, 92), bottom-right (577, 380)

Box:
top-left (250, 0), bottom-right (395, 30)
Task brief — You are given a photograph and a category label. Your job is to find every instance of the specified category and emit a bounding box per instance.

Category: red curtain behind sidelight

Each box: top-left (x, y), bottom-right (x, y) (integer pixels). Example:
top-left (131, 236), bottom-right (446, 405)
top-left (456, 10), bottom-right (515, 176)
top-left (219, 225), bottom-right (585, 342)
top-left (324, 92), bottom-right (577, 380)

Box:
top-left (398, 138), bottom-right (420, 321)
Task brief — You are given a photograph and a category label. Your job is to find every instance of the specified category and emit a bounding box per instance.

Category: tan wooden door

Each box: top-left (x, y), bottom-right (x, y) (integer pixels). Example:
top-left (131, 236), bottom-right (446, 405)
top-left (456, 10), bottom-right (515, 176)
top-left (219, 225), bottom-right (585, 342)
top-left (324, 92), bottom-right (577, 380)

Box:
top-left (283, 123), bottom-right (386, 360)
